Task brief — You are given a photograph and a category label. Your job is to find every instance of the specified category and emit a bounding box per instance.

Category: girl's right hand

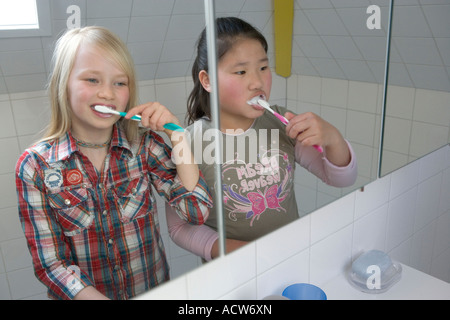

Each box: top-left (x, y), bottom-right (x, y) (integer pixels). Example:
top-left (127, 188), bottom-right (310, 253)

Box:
top-left (126, 102), bottom-right (181, 136)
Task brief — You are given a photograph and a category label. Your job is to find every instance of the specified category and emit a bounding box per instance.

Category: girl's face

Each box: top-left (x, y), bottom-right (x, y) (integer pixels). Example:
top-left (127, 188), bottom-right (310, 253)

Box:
top-left (67, 43), bottom-right (130, 140)
top-left (216, 38), bottom-right (272, 131)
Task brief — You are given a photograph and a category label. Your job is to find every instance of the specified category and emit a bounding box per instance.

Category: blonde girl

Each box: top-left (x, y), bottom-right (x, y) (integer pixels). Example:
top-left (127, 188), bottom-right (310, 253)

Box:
top-left (15, 26), bottom-right (211, 300)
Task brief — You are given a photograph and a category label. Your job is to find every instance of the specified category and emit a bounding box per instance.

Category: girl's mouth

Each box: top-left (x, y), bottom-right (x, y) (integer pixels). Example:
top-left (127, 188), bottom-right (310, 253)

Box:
top-left (247, 95), bottom-right (266, 111)
top-left (91, 104), bottom-right (116, 118)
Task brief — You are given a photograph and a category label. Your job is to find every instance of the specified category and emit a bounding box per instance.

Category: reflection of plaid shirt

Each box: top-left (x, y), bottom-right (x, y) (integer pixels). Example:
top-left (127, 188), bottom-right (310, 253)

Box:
top-left (15, 125), bottom-right (211, 300)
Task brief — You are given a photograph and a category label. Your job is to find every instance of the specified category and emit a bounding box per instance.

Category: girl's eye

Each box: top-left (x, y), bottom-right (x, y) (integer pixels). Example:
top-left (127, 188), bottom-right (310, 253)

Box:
top-left (115, 82), bottom-right (128, 87)
top-left (261, 66), bottom-right (269, 71)
top-left (235, 71), bottom-right (246, 75)
top-left (86, 78), bottom-right (98, 84)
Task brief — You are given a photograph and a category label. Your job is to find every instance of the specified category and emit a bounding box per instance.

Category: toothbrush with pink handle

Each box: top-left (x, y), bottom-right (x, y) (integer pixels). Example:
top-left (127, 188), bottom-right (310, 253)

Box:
top-left (248, 98), bottom-right (323, 153)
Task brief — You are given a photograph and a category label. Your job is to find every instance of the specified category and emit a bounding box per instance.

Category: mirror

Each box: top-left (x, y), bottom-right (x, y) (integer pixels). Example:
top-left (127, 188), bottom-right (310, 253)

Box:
top-left (1, 0), bottom-right (393, 299)
top-left (380, 0), bottom-right (450, 176)
top-left (1, 0), bottom-right (212, 299)
top-left (282, 0), bottom-right (389, 216)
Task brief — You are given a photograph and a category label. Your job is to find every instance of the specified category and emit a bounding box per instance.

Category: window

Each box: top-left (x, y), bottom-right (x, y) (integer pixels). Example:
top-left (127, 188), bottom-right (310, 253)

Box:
top-left (0, 0), bottom-right (51, 38)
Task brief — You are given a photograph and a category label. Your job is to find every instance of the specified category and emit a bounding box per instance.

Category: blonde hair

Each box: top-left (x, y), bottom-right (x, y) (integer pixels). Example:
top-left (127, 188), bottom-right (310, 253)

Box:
top-left (42, 26), bottom-right (139, 144)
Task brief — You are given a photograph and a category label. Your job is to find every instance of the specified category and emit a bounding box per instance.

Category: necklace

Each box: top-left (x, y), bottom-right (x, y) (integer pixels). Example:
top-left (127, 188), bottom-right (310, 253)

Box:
top-left (73, 136), bottom-right (112, 149)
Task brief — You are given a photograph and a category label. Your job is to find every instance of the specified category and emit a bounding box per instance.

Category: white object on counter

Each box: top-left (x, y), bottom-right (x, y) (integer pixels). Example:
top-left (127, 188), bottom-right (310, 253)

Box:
top-left (321, 264), bottom-right (450, 300)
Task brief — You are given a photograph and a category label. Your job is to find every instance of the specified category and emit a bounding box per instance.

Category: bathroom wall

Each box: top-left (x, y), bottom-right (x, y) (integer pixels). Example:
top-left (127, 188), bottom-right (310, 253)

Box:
top-left (136, 143), bottom-right (450, 300)
top-left (288, 74), bottom-right (450, 216)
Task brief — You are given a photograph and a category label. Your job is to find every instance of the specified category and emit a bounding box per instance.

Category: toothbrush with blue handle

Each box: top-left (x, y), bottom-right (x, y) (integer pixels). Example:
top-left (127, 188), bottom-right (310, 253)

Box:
top-left (94, 105), bottom-right (184, 132)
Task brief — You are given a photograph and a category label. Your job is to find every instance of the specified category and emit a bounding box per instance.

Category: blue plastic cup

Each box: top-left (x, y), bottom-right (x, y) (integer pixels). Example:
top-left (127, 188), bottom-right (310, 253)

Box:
top-left (282, 283), bottom-right (327, 300)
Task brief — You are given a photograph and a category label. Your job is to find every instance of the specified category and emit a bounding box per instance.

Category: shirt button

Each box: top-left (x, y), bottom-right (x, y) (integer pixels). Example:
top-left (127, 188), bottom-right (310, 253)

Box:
top-left (108, 239), bottom-right (114, 245)
top-left (64, 199), bottom-right (71, 205)
top-left (131, 187), bottom-right (137, 194)
top-left (114, 265), bottom-right (120, 271)
top-left (99, 183), bottom-right (104, 189)
top-left (102, 210), bottom-right (108, 216)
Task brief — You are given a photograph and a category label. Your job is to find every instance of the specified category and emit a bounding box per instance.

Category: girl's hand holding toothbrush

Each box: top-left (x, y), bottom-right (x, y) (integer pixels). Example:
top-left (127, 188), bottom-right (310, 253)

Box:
top-left (125, 102), bottom-right (182, 137)
top-left (126, 102), bottom-right (198, 190)
top-left (284, 111), bottom-right (352, 167)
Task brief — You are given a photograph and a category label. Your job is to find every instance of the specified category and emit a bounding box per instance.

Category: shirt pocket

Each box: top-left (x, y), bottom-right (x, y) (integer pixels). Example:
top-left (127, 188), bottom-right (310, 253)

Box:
top-left (47, 188), bottom-right (94, 237)
top-left (114, 174), bottom-right (153, 223)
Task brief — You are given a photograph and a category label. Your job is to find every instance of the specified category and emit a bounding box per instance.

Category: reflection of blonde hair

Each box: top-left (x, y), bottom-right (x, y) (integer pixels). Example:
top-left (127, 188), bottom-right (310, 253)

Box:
top-left (42, 26), bottom-right (139, 143)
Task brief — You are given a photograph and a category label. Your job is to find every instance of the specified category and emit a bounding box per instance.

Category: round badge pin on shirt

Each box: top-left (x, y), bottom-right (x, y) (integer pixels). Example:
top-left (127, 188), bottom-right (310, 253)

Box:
top-left (66, 169), bottom-right (83, 185)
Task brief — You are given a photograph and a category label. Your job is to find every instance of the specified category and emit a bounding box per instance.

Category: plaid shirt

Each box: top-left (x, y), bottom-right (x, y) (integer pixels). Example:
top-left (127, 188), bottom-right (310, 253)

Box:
top-left (15, 125), bottom-right (212, 300)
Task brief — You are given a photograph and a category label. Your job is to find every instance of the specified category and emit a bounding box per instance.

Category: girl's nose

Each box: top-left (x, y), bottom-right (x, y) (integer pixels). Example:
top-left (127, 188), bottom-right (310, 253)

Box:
top-left (249, 72), bottom-right (264, 90)
top-left (98, 84), bottom-right (114, 100)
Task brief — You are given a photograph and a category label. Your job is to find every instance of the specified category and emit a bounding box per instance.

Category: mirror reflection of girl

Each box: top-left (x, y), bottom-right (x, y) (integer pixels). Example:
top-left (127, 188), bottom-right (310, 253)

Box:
top-left (167, 17), bottom-right (357, 260)
top-left (15, 26), bottom-right (212, 300)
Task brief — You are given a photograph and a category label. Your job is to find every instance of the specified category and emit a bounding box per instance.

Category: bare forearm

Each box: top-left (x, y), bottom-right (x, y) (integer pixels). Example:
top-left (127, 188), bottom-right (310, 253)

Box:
top-left (170, 132), bottom-right (199, 191)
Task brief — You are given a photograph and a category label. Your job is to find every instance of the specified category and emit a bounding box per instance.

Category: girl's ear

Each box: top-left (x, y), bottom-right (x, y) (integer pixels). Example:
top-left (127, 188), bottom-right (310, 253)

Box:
top-left (199, 70), bottom-right (211, 92)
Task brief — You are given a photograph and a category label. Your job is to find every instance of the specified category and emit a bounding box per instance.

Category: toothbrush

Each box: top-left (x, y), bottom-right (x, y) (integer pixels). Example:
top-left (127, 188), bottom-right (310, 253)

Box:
top-left (94, 105), bottom-right (184, 132)
top-left (252, 98), bottom-right (289, 125)
top-left (247, 97), bottom-right (323, 153)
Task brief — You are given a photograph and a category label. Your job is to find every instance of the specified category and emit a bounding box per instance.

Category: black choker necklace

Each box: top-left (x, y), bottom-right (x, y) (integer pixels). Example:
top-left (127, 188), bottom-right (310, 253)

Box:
top-left (73, 136), bottom-right (112, 149)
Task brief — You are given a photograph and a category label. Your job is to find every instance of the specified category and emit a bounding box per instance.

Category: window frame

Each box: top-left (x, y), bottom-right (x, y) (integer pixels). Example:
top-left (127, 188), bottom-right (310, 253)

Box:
top-left (0, 0), bottom-right (51, 38)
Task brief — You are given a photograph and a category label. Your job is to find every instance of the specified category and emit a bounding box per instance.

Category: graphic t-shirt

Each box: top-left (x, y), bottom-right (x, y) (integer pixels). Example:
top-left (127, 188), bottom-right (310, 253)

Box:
top-left (186, 106), bottom-right (298, 241)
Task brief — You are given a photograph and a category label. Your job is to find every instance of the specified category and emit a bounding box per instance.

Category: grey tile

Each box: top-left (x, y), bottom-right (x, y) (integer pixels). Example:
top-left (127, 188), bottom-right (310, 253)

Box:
top-left (128, 42), bottom-right (164, 65)
top-left (0, 50), bottom-right (45, 76)
top-left (294, 9), bottom-right (317, 35)
top-left (407, 64), bottom-right (450, 92)
top-left (435, 38), bottom-right (450, 67)
top-left (386, 62), bottom-right (414, 88)
top-left (308, 57), bottom-right (346, 79)
top-left (304, 9), bottom-right (349, 36)
top-left (135, 64), bottom-right (157, 82)
top-left (422, 4), bottom-right (450, 38)
top-left (393, 37), bottom-right (443, 66)
top-left (4, 74), bottom-right (47, 94)
top-left (322, 36), bottom-right (363, 60)
top-left (330, 0), bottom-right (370, 7)
top-left (353, 36), bottom-right (387, 62)
top-left (131, 0), bottom-right (175, 16)
top-left (291, 56), bottom-right (319, 76)
top-left (367, 60), bottom-right (388, 84)
top-left (294, 35), bottom-right (332, 59)
top-left (337, 59), bottom-right (377, 83)
top-left (165, 14), bottom-right (205, 41)
top-left (242, 0), bottom-right (273, 12)
top-left (297, 0), bottom-right (333, 9)
top-left (155, 61), bottom-right (190, 79)
top-left (160, 39), bottom-right (196, 62)
top-left (128, 16), bottom-right (171, 43)
top-left (391, 5), bottom-right (432, 37)
top-left (86, 0), bottom-right (133, 18)
top-left (172, 0), bottom-right (204, 14)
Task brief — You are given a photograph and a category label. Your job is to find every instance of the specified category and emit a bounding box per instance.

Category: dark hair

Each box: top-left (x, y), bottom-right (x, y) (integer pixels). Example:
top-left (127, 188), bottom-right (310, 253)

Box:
top-left (186, 17), bottom-right (268, 125)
